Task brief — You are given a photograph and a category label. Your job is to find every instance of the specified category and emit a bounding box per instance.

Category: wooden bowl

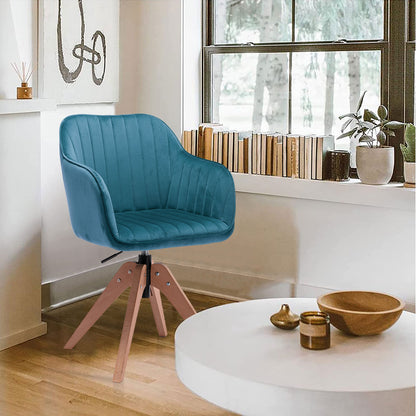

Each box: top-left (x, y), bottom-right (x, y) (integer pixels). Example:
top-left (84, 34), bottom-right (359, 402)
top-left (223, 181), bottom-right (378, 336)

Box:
top-left (317, 291), bottom-right (405, 336)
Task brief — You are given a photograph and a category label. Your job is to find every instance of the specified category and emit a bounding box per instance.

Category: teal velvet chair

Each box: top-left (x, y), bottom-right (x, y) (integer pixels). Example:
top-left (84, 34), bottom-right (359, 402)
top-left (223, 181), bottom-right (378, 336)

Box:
top-left (60, 114), bottom-right (235, 382)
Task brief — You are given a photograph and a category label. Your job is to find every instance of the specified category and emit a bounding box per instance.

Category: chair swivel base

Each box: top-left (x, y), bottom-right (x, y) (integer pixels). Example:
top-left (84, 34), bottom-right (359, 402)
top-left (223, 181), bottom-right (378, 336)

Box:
top-left (63, 260), bottom-right (196, 382)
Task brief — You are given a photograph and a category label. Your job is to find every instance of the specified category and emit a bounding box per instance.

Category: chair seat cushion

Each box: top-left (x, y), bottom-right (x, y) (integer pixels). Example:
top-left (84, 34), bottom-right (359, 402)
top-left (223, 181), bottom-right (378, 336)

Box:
top-left (114, 209), bottom-right (232, 249)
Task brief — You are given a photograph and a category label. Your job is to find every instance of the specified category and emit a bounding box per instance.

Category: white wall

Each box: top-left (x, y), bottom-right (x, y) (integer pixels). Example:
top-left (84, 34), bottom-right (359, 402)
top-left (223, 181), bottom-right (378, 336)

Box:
top-left (116, 0), bottom-right (183, 136)
top-left (3, 1), bottom-right (412, 313)
top-left (0, 0), bottom-right (36, 98)
top-left (0, 112), bottom-right (47, 349)
top-left (155, 193), bottom-right (415, 308)
top-left (41, 104), bottom-right (117, 284)
top-left (0, 0), bottom-right (46, 350)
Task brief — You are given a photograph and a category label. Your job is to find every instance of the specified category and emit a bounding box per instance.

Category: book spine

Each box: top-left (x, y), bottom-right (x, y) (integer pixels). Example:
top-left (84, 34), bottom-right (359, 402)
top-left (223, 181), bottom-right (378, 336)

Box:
top-left (232, 132), bottom-right (237, 172)
top-left (228, 132), bottom-right (234, 171)
top-left (238, 137), bottom-right (244, 173)
top-left (204, 127), bottom-right (213, 161)
top-left (316, 136), bottom-right (323, 180)
top-left (212, 132), bottom-right (218, 162)
top-left (299, 136), bottom-right (305, 179)
top-left (182, 130), bottom-right (187, 152)
top-left (321, 135), bottom-right (335, 180)
top-left (272, 136), bottom-right (278, 176)
top-left (305, 136), bottom-right (312, 180)
top-left (282, 135), bottom-right (287, 177)
top-left (266, 135), bottom-right (273, 175)
top-left (286, 136), bottom-right (292, 177)
top-left (181, 130), bottom-right (186, 150)
top-left (260, 134), bottom-right (267, 175)
top-left (277, 136), bottom-right (283, 177)
top-left (256, 133), bottom-right (261, 174)
top-left (223, 132), bottom-right (229, 169)
top-left (244, 137), bottom-right (249, 173)
top-left (191, 130), bottom-right (197, 156)
top-left (188, 130), bottom-right (193, 154)
top-left (311, 136), bottom-right (317, 180)
top-left (291, 136), bottom-right (299, 178)
top-left (252, 133), bottom-right (257, 174)
top-left (198, 126), bottom-right (204, 158)
top-left (247, 135), bottom-right (252, 174)
top-left (218, 132), bottom-right (223, 164)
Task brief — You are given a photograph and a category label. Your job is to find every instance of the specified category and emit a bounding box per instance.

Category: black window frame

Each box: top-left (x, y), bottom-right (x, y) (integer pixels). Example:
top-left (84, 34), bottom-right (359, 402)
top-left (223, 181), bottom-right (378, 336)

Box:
top-left (202, 0), bottom-right (416, 181)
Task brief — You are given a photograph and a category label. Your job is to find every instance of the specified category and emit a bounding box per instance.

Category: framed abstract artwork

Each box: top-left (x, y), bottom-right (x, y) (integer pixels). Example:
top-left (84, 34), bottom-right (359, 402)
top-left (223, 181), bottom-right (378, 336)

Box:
top-left (39, 0), bottom-right (119, 104)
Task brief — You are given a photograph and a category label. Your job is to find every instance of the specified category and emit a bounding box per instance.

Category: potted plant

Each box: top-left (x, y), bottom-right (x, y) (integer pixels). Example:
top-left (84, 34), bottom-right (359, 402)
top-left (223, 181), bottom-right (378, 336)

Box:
top-left (337, 91), bottom-right (404, 185)
top-left (400, 123), bottom-right (415, 188)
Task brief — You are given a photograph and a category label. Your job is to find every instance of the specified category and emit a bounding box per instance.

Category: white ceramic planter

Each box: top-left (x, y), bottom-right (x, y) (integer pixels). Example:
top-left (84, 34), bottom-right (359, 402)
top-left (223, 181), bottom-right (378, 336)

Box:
top-left (356, 146), bottom-right (394, 185)
top-left (404, 162), bottom-right (415, 185)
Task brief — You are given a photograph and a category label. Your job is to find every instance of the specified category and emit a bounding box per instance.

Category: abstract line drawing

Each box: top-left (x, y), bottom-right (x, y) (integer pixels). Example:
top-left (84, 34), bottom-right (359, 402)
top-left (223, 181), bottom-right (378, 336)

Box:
top-left (57, 0), bottom-right (106, 85)
top-left (39, 0), bottom-right (119, 104)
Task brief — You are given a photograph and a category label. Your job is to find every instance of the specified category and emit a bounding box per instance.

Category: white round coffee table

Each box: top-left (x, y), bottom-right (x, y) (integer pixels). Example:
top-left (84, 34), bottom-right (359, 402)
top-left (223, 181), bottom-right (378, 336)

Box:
top-left (175, 298), bottom-right (415, 416)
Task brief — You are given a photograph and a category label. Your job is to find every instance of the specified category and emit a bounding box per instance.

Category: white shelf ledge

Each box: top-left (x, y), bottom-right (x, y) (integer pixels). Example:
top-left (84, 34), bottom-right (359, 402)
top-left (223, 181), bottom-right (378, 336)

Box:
top-left (232, 173), bottom-right (415, 211)
top-left (0, 99), bottom-right (56, 115)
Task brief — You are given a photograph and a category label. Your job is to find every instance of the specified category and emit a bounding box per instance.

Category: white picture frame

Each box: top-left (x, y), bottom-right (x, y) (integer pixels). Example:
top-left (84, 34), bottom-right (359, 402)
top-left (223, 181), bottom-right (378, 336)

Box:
top-left (38, 0), bottom-right (119, 104)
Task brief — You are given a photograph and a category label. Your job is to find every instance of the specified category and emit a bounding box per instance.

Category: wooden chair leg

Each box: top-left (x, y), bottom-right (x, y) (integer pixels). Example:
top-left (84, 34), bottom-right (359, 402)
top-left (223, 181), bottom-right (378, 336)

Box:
top-left (151, 263), bottom-right (196, 320)
top-left (149, 286), bottom-right (168, 337)
top-left (113, 265), bottom-right (146, 383)
top-left (64, 262), bottom-right (137, 350)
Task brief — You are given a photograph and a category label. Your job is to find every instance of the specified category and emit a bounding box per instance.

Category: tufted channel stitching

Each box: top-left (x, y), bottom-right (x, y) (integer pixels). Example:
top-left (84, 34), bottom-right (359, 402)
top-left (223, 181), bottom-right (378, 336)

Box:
top-left (59, 114), bottom-right (235, 251)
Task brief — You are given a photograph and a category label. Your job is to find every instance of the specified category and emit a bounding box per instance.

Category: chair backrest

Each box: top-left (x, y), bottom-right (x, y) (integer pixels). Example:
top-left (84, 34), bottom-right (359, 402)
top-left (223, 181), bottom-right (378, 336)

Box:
top-left (60, 114), bottom-right (183, 213)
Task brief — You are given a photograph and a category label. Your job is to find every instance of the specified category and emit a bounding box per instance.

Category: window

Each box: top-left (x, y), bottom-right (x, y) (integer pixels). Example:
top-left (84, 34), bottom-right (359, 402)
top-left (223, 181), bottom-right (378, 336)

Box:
top-left (203, 0), bottom-right (416, 180)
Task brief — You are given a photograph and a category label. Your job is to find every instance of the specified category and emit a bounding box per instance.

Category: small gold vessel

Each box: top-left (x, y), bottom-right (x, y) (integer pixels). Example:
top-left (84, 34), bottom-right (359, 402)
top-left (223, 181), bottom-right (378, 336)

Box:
top-left (270, 304), bottom-right (300, 330)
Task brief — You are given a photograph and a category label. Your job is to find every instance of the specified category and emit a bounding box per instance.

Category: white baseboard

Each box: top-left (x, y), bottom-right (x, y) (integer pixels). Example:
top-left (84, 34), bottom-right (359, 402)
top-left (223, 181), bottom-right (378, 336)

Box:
top-left (42, 258), bottom-right (416, 313)
top-left (0, 322), bottom-right (47, 351)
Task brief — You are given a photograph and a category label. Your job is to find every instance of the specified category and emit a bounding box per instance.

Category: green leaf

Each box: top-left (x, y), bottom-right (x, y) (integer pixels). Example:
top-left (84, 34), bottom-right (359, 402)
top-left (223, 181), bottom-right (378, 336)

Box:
top-left (377, 105), bottom-right (388, 120)
top-left (339, 112), bottom-right (356, 120)
top-left (363, 110), bottom-right (372, 122)
top-left (365, 109), bottom-right (379, 121)
top-left (384, 121), bottom-right (405, 129)
top-left (336, 128), bottom-right (356, 140)
top-left (356, 90), bottom-right (367, 112)
top-left (405, 123), bottom-right (416, 145)
top-left (361, 121), bottom-right (376, 129)
top-left (359, 135), bottom-right (374, 143)
top-left (341, 118), bottom-right (354, 132)
top-left (376, 131), bottom-right (386, 145)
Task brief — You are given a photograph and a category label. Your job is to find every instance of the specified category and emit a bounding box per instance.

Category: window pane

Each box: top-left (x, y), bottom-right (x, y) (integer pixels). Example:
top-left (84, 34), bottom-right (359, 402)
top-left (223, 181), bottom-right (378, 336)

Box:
top-left (212, 53), bottom-right (289, 131)
top-left (295, 0), bottom-right (384, 41)
top-left (291, 51), bottom-right (381, 151)
top-left (214, 0), bottom-right (291, 44)
top-left (212, 50), bottom-right (381, 146)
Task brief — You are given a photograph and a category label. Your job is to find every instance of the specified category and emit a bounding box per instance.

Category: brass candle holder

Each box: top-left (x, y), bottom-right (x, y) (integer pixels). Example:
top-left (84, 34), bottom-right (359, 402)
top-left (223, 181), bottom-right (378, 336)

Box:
top-left (300, 311), bottom-right (330, 350)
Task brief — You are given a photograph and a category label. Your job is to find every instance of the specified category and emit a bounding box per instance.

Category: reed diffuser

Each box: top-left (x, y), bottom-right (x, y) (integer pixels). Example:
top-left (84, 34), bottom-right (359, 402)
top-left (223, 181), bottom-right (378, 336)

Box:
top-left (11, 61), bottom-right (34, 99)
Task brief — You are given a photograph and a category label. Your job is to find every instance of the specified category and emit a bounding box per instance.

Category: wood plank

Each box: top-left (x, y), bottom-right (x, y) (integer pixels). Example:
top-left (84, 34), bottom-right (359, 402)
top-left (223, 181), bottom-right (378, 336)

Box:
top-left (0, 291), bottom-right (235, 415)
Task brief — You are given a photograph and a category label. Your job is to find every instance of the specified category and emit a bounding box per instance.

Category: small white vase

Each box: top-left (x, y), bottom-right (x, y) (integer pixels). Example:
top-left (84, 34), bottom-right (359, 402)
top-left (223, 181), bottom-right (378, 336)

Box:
top-left (356, 146), bottom-right (394, 185)
top-left (404, 161), bottom-right (415, 186)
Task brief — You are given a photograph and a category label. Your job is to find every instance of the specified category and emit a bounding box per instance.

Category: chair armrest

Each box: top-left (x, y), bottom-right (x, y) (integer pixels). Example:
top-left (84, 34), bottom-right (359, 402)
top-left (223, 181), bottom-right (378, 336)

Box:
top-left (167, 151), bottom-right (236, 228)
top-left (60, 154), bottom-right (120, 247)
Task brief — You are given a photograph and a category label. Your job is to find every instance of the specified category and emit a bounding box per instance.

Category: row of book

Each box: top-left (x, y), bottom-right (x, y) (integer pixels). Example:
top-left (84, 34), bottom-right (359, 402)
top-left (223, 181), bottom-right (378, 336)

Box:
top-left (182, 124), bottom-right (335, 180)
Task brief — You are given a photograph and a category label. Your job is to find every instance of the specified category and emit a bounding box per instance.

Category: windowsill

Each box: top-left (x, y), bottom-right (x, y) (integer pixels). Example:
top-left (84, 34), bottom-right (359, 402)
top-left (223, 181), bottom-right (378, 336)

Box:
top-left (0, 98), bottom-right (56, 115)
top-left (232, 173), bottom-right (414, 211)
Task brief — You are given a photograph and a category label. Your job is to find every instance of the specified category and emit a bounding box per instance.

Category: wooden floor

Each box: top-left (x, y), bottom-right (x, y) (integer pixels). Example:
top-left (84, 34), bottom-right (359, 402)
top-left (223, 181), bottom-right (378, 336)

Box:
top-left (0, 290), bottom-right (236, 415)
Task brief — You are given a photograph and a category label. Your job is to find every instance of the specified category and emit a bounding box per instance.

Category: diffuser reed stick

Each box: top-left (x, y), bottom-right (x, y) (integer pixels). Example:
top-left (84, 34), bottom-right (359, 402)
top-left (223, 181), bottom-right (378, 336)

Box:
top-left (11, 61), bottom-right (34, 84)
